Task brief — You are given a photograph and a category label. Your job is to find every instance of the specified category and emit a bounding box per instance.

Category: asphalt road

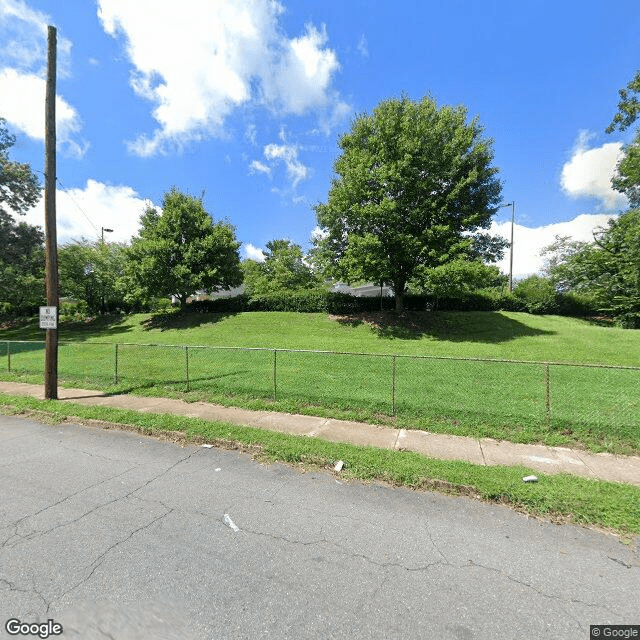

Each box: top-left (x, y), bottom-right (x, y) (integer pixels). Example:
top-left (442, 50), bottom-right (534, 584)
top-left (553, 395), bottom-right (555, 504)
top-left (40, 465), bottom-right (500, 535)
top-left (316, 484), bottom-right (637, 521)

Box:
top-left (0, 414), bottom-right (638, 640)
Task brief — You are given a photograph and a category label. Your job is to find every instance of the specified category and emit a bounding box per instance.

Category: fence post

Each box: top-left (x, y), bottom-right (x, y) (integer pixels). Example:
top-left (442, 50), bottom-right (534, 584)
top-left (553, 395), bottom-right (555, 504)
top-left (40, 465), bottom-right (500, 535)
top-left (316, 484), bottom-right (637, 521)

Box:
top-left (544, 363), bottom-right (551, 426)
top-left (7, 342), bottom-right (11, 373)
top-left (273, 349), bottom-right (277, 401)
top-left (185, 345), bottom-right (190, 392)
top-left (114, 343), bottom-right (118, 384)
top-left (392, 354), bottom-right (397, 415)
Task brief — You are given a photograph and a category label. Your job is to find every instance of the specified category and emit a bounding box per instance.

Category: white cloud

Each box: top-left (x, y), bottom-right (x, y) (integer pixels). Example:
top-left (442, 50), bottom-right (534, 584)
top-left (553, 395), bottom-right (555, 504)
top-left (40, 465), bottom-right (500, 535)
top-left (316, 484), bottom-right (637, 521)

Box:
top-left (357, 34), bottom-right (369, 59)
top-left (243, 243), bottom-right (266, 262)
top-left (264, 142), bottom-right (309, 187)
top-left (249, 160), bottom-right (271, 177)
top-left (0, 1), bottom-right (85, 155)
top-left (97, 0), bottom-right (348, 155)
top-left (244, 123), bottom-right (257, 145)
top-left (262, 23), bottom-right (340, 114)
top-left (0, 68), bottom-right (87, 157)
top-left (488, 213), bottom-right (615, 280)
top-left (0, 0), bottom-right (72, 76)
top-left (561, 131), bottom-right (627, 209)
top-left (22, 179), bottom-right (153, 245)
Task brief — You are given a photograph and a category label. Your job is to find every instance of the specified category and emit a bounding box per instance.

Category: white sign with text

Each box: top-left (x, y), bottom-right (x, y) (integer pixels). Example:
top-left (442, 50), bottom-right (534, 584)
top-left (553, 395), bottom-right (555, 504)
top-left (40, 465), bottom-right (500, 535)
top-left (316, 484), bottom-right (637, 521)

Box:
top-left (39, 306), bottom-right (57, 329)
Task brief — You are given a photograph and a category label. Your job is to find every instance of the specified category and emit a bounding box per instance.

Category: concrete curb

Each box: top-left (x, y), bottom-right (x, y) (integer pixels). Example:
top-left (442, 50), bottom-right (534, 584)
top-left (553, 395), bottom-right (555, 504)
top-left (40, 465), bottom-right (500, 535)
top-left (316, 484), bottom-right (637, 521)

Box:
top-left (1, 381), bottom-right (639, 486)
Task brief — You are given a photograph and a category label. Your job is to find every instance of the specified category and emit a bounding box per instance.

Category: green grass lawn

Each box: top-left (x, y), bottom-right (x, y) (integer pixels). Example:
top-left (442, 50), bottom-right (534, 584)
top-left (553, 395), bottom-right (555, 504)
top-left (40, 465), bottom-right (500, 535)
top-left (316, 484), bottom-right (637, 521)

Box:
top-left (2, 394), bottom-right (640, 537)
top-left (1, 310), bottom-right (639, 454)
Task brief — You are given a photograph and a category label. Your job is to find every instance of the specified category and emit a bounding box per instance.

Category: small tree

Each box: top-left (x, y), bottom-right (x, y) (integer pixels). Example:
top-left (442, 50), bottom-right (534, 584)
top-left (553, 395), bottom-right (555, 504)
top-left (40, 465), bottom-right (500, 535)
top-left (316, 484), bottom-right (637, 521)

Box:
top-left (313, 95), bottom-right (503, 310)
top-left (126, 188), bottom-right (242, 309)
top-left (242, 239), bottom-right (320, 295)
top-left (58, 239), bottom-right (129, 314)
top-left (538, 212), bottom-right (640, 326)
top-left (423, 260), bottom-right (504, 299)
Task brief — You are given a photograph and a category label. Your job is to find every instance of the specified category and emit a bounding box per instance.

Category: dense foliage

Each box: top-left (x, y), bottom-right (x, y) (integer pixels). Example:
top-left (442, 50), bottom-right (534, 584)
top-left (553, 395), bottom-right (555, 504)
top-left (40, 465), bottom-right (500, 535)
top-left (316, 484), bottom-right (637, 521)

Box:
top-left (0, 118), bottom-right (44, 315)
top-left (313, 95), bottom-right (504, 310)
top-left (242, 239), bottom-right (321, 295)
top-left (58, 239), bottom-right (130, 314)
top-left (126, 188), bottom-right (243, 309)
top-left (607, 70), bottom-right (640, 208)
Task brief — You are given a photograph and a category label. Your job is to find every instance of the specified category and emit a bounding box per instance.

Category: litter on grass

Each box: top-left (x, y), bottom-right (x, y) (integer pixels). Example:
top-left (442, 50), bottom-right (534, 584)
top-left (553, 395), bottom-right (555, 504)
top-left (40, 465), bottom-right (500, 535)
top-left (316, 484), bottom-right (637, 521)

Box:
top-left (334, 460), bottom-right (344, 472)
top-left (201, 444), bottom-right (213, 448)
top-left (522, 475), bottom-right (538, 483)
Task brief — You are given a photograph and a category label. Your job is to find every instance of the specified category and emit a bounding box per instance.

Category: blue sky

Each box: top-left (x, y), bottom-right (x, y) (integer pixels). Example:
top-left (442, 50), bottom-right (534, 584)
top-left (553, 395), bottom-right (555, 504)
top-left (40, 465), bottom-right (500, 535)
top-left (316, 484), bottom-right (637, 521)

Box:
top-left (2, 0), bottom-right (639, 277)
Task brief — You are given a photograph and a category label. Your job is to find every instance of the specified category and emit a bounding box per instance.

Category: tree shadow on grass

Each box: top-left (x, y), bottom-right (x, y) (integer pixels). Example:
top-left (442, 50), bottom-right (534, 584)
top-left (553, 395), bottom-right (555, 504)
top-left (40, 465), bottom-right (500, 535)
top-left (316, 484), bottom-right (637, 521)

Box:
top-left (333, 311), bottom-right (555, 343)
top-left (102, 370), bottom-right (254, 396)
top-left (0, 314), bottom-right (133, 342)
top-left (142, 311), bottom-right (240, 332)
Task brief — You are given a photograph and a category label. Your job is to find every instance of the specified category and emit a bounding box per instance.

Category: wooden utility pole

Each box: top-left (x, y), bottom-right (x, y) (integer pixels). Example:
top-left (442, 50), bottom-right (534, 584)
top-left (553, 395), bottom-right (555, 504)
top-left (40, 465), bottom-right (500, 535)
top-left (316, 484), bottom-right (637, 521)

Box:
top-left (44, 25), bottom-right (58, 400)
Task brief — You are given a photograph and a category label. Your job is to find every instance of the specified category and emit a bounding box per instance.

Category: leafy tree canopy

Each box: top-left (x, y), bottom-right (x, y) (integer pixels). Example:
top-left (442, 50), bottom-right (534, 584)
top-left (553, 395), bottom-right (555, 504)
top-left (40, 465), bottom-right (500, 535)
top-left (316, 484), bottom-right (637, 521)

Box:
top-left (0, 117), bottom-right (41, 220)
top-left (58, 239), bottom-right (129, 314)
top-left (541, 212), bottom-right (640, 326)
top-left (242, 239), bottom-right (320, 296)
top-left (422, 260), bottom-right (505, 299)
top-left (313, 95), bottom-right (503, 309)
top-left (126, 188), bottom-right (243, 308)
top-left (606, 70), bottom-right (640, 134)
top-left (607, 71), bottom-right (640, 208)
top-left (0, 117), bottom-right (44, 314)
top-left (540, 235), bottom-right (595, 293)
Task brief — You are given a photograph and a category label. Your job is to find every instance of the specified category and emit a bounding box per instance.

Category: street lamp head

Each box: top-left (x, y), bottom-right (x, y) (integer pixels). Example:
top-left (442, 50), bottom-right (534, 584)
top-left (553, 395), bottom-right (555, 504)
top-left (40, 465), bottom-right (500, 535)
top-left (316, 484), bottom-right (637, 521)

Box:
top-left (100, 227), bottom-right (114, 244)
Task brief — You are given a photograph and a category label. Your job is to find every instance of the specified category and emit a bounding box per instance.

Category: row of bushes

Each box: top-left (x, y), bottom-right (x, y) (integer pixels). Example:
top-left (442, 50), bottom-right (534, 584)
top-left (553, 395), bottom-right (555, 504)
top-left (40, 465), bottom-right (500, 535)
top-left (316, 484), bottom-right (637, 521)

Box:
top-left (186, 285), bottom-right (599, 316)
top-left (0, 282), bottom-right (600, 322)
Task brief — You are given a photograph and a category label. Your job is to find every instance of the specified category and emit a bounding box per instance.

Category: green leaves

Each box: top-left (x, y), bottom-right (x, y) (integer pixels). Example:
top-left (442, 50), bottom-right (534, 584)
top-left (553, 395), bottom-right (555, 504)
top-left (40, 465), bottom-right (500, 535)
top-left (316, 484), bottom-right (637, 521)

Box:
top-left (242, 239), bottom-right (321, 296)
top-left (0, 118), bottom-right (41, 218)
top-left (0, 119), bottom-right (44, 313)
top-left (314, 95), bottom-right (503, 309)
top-left (541, 211), bottom-right (640, 326)
top-left (606, 70), bottom-right (640, 134)
top-left (127, 188), bottom-right (242, 307)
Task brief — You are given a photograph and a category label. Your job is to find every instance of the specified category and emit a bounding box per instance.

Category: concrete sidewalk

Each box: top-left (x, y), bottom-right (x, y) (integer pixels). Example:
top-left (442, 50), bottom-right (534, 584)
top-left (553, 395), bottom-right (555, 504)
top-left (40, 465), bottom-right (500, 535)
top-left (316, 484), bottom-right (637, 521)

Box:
top-left (1, 380), bottom-right (639, 486)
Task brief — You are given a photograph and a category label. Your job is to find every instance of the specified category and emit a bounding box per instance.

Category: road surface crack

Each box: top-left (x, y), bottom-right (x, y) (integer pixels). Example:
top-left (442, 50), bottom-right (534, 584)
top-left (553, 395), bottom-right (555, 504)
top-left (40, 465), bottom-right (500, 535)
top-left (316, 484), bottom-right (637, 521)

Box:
top-left (52, 507), bottom-right (174, 607)
top-left (465, 559), bottom-right (617, 619)
top-left (2, 447), bottom-right (202, 548)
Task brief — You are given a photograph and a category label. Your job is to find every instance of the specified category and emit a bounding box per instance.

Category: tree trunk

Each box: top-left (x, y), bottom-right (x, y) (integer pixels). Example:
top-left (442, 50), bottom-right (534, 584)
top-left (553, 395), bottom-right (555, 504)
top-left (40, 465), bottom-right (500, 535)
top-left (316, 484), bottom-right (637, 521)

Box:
top-left (394, 279), bottom-right (405, 311)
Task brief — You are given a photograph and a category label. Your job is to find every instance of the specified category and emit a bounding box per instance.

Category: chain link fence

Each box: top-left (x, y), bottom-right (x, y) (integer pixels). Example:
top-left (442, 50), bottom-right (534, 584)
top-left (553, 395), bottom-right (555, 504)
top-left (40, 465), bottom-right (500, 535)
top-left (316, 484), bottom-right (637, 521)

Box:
top-left (1, 340), bottom-right (638, 432)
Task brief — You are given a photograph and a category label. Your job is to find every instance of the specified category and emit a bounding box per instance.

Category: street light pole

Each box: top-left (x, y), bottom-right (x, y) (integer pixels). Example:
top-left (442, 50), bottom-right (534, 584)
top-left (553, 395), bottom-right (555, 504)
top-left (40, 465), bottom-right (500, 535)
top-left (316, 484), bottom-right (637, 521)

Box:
top-left (101, 227), bottom-right (113, 244)
top-left (498, 201), bottom-right (516, 292)
top-left (509, 201), bottom-right (515, 292)
top-left (99, 227), bottom-right (113, 314)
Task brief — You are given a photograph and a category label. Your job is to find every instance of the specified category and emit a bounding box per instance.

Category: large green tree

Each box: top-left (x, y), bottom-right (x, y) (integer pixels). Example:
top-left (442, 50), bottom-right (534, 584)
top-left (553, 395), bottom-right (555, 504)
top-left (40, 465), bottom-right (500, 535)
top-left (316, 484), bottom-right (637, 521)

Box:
top-left (313, 95), bottom-right (503, 310)
top-left (126, 188), bottom-right (243, 309)
top-left (0, 118), bottom-right (44, 313)
top-left (242, 239), bottom-right (320, 295)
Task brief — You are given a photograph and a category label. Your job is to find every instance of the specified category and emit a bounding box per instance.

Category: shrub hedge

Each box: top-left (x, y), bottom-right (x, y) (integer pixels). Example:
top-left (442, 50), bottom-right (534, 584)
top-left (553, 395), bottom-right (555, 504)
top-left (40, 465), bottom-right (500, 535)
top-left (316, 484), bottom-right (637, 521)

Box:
top-left (185, 288), bottom-right (599, 316)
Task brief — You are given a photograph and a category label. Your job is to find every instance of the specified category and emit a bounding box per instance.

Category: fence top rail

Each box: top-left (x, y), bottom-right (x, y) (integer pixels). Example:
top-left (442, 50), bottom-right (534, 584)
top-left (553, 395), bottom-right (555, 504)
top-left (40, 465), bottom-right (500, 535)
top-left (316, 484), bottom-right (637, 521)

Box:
top-left (2, 339), bottom-right (640, 371)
